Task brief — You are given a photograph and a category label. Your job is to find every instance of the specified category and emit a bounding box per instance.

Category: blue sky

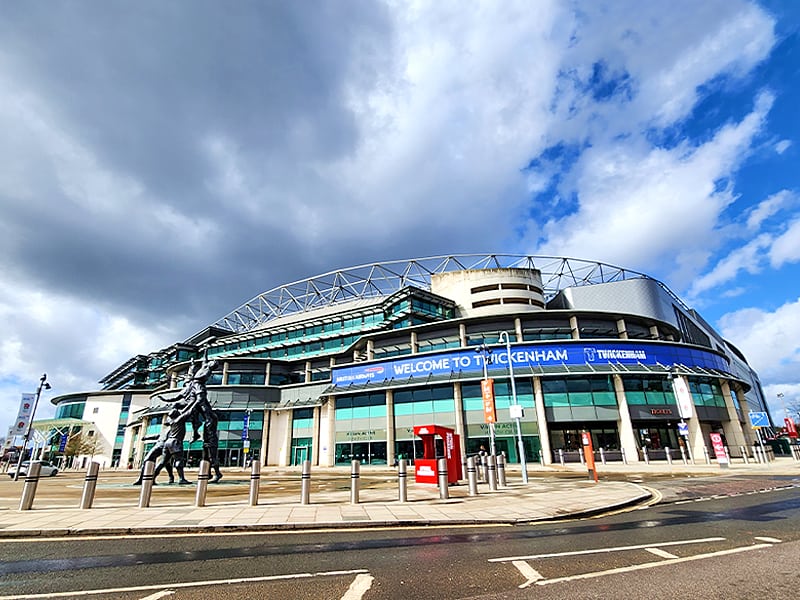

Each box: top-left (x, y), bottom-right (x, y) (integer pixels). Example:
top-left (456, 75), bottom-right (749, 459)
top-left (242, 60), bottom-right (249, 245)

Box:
top-left (0, 1), bottom-right (799, 434)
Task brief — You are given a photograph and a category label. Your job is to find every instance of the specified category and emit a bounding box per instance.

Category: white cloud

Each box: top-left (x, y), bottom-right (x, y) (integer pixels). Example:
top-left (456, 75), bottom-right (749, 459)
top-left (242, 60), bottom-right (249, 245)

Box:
top-left (775, 139), bottom-right (791, 154)
top-left (688, 233), bottom-right (771, 298)
top-left (769, 217), bottom-right (800, 268)
top-left (746, 189), bottom-right (793, 230)
top-left (530, 92), bottom-right (774, 284)
top-left (718, 298), bottom-right (800, 384)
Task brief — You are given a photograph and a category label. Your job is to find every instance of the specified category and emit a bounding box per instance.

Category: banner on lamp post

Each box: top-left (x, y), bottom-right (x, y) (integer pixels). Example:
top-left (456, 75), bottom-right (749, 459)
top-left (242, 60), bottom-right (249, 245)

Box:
top-left (11, 393), bottom-right (35, 436)
top-left (481, 379), bottom-right (496, 424)
top-left (672, 377), bottom-right (694, 420)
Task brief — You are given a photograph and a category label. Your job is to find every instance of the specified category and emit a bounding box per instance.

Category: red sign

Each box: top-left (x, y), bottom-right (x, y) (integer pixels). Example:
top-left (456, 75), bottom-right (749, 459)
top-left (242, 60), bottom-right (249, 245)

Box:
top-left (481, 379), bottom-right (496, 424)
top-left (709, 432), bottom-right (729, 465)
top-left (785, 418), bottom-right (798, 438)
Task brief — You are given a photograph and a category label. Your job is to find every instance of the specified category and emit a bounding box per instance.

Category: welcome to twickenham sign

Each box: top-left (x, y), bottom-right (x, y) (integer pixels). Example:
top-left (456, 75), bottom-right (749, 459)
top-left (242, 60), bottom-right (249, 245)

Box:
top-left (331, 341), bottom-right (730, 387)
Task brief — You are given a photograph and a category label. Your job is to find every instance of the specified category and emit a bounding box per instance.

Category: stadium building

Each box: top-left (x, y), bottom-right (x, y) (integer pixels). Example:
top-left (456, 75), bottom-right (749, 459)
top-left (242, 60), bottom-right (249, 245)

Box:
top-left (49, 254), bottom-right (772, 470)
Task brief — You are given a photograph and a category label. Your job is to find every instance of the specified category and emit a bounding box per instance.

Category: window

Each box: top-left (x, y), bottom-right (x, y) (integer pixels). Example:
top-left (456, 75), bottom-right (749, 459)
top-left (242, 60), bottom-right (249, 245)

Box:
top-left (542, 376), bottom-right (617, 408)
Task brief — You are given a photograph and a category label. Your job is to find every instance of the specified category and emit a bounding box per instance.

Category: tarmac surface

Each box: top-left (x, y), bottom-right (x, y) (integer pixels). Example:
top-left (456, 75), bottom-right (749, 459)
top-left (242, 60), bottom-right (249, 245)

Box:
top-left (1, 457), bottom-right (798, 538)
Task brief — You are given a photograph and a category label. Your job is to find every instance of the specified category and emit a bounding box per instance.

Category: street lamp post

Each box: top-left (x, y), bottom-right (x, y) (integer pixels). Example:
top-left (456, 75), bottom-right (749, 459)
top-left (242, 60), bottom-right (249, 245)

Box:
top-left (475, 344), bottom-right (496, 456)
top-left (499, 331), bottom-right (528, 483)
top-left (13, 373), bottom-right (51, 482)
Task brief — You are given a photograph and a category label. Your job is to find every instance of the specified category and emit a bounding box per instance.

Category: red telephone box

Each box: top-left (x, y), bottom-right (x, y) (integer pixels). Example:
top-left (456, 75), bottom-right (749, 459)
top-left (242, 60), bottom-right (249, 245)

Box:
top-left (413, 424), bottom-right (462, 485)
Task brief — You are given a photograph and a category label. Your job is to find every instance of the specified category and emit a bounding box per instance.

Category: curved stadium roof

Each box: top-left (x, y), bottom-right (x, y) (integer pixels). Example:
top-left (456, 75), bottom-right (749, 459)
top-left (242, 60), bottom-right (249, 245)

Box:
top-left (212, 254), bottom-right (677, 334)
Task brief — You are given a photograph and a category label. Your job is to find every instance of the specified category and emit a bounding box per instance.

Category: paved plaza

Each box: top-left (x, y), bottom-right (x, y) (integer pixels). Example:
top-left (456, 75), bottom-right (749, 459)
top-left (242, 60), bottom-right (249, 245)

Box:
top-left (0, 458), bottom-right (798, 538)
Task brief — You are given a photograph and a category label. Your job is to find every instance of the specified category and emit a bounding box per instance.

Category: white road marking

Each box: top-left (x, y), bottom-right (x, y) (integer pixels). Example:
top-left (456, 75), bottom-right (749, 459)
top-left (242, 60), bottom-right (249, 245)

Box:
top-left (755, 536), bottom-right (782, 543)
top-left (341, 573), bottom-right (374, 600)
top-left (537, 544), bottom-right (773, 586)
top-left (0, 569), bottom-right (369, 600)
top-left (645, 547), bottom-right (678, 559)
top-left (488, 536), bottom-right (726, 562)
top-left (512, 560), bottom-right (543, 588)
top-left (138, 592), bottom-right (174, 600)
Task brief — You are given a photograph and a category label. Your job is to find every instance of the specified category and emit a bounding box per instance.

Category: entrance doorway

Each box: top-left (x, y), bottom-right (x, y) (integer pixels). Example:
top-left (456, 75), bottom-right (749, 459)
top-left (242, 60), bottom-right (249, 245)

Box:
top-left (292, 445), bottom-right (309, 466)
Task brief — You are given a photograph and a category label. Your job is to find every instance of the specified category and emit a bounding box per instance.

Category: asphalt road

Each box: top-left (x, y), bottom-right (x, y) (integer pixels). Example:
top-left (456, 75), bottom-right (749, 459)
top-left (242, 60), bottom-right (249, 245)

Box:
top-left (0, 477), bottom-right (798, 599)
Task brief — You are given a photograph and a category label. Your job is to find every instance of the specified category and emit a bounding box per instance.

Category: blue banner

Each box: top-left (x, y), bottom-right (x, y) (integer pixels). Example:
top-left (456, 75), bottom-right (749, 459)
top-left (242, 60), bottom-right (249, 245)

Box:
top-left (242, 413), bottom-right (250, 440)
top-left (331, 341), bottom-right (730, 387)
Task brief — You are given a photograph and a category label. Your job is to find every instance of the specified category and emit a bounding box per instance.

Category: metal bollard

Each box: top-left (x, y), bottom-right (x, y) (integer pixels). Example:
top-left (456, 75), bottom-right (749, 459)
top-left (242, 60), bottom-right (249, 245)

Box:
top-left (350, 460), bottom-right (360, 504)
top-left (249, 460), bottom-right (261, 506)
top-left (679, 446), bottom-right (687, 465)
top-left (621, 447), bottom-right (628, 465)
top-left (467, 456), bottom-right (478, 496)
top-left (703, 446), bottom-right (710, 465)
top-left (80, 461), bottom-right (100, 509)
top-left (138, 461), bottom-right (155, 508)
top-left (481, 454), bottom-right (489, 482)
top-left (437, 458), bottom-right (449, 500)
top-left (558, 449), bottom-right (565, 466)
top-left (497, 454), bottom-right (507, 487)
top-left (599, 447), bottom-right (606, 465)
top-left (724, 447), bottom-right (731, 463)
top-left (398, 459), bottom-right (408, 503)
top-left (19, 461), bottom-right (42, 511)
top-left (643, 447), bottom-right (649, 464)
top-left (741, 446), bottom-right (749, 464)
top-left (195, 460), bottom-right (211, 507)
top-left (579, 447), bottom-right (585, 465)
top-left (487, 455), bottom-right (498, 492)
top-left (538, 449), bottom-right (544, 466)
top-left (665, 447), bottom-right (672, 465)
top-left (300, 460), bottom-right (311, 505)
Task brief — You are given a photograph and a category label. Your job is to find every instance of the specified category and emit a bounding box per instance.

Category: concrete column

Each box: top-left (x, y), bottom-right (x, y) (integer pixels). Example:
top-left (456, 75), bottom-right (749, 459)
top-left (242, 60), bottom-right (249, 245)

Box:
top-left (570, 316), bottom-right (580, 339)
top-left (616, 319), bottom-right (628, 339)
top-left (459, 323), bottom-right (467, 347)
top-left (264, 361), bottom-right (271, 386)
top-left (386, 390), bottom-right (395, 466)
top-left (311, 405), bottom-right (321, 466)
top-left (260, 410), bottom-right (270, 466)
top-left (533, 376), bottom-right (551, 464)
top-left (305, 361), bottom-right (312, 383)
top-left (222, 361), bottom-right (230, 385)
top-left (453, 382), bottom-right (467, 461)
top-left (410, 331), bottom-right (418, 354)
top-left (649, 325), bottom-right (660, 340)
top-left (325, 397), bottom-right (336, 467)
top-left (282, 411), bottom-right (293, 467)
top-left (367, 339), bottom-right (374, 361)
top-left (678, 376), bottom-right (705, 459)
top-left (720, 380), bottom-right (747, 450)
top-left (514, 317), bottom-right (523, 342)
top-left (613, 374), bottom-right (640, 462)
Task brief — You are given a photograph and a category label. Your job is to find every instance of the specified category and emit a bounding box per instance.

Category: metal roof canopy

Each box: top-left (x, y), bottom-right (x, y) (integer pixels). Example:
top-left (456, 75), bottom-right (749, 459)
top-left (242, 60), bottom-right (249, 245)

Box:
top-left (207, 254), bottom-right (676, 335)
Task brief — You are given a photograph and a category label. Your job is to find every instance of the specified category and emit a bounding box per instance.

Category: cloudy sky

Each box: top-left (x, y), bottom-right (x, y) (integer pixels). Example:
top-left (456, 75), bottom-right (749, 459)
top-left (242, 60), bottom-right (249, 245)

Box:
top-left (1, 1), bottom-right (799, 434)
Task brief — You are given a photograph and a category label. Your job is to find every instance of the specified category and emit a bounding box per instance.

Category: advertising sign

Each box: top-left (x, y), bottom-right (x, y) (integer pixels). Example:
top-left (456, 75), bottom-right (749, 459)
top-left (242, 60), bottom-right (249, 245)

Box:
top-left (709, 432), bottom-right (729, 467)
top-left (481, 379), bottom-right (496, 424)
top-left (331, 341), bottom-right (731, 387)
top-left (784, 418), bottom-right (798, 439)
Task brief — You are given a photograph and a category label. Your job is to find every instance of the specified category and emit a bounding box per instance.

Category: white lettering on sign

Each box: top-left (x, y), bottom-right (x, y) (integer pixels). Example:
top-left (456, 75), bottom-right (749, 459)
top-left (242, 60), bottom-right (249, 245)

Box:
top-left (594, 348), bottom-right (647, 360)
top-left (418, 465), bottom-right (435, 477)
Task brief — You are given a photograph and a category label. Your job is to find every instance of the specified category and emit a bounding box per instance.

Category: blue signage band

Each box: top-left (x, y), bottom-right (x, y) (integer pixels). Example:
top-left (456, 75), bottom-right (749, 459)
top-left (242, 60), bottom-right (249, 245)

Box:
top-left (332, 341), bottom-right (729, 387)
